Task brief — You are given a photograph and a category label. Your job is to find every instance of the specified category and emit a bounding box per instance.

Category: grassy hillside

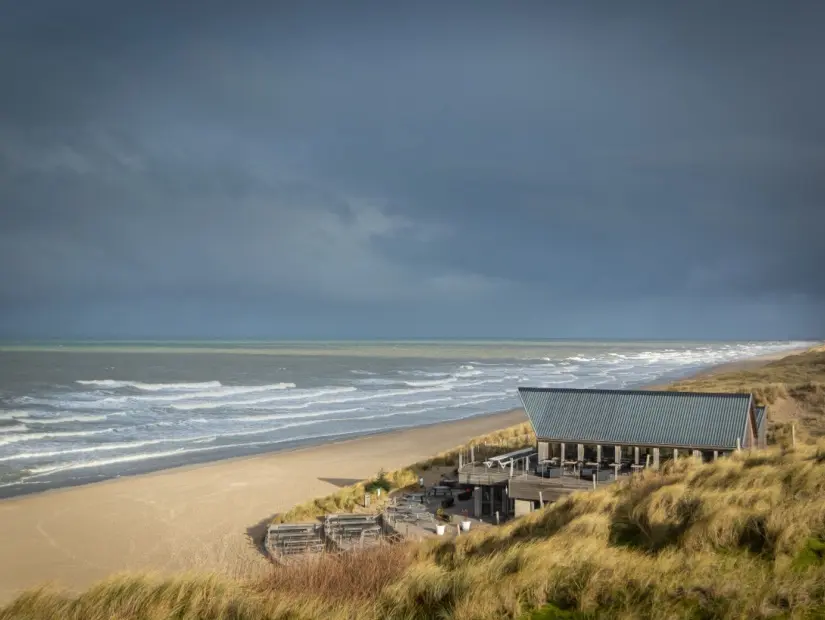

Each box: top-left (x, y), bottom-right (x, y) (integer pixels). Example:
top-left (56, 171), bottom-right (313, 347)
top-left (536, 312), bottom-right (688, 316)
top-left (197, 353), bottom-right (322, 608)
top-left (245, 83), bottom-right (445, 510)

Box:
top-left (3, 347), bottom-right (825, 620)
top-left (7, 444), bottom-right (825, 620)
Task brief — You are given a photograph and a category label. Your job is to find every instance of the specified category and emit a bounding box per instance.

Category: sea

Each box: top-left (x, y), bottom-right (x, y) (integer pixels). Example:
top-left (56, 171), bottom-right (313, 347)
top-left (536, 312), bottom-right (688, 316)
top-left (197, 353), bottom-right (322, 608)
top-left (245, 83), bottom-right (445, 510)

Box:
top-left (0, 340), bottom-right (814, 498)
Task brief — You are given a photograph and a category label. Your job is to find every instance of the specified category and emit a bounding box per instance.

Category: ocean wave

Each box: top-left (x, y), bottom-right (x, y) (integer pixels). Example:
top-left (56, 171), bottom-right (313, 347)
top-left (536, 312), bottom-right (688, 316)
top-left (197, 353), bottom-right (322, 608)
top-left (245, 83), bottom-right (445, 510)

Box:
top-left (22, 423), bottom-right (427, 478)
top-left (169, 386), bottom-right (357, 411)
top-left (0, 410), bottom-right (30, 421)
top-left (0, 437), bottom-right (193, 462)
top-left (0, 424), bottom-right (28, 433)
top-left (402, 377), bottom-right (457, 388)
top-left (76, 380), bottom-right (222, 391)
top-left (26, 413), bottom-right (116, 425)
top-left (351, 408), bottom-right (429, 421)
top-left (97, 382), bottom-right (298, 404)
top-left (0, 428), bottom-right (112, 447)
top-left (227, 407), bottom-right (366, 423)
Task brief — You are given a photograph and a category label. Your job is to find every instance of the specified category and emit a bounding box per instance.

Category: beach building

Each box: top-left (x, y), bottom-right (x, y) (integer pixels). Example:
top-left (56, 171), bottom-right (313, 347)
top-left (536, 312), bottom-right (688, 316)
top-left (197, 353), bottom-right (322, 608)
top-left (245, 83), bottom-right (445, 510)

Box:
top-left (459, 387), bottom-right (767, 519)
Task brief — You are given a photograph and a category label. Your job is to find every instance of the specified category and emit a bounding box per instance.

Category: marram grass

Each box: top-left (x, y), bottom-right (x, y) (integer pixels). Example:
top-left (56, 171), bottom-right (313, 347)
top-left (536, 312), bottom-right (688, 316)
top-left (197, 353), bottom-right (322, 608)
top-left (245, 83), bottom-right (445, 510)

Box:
top-left (7, 445), bottom-right (825, 620)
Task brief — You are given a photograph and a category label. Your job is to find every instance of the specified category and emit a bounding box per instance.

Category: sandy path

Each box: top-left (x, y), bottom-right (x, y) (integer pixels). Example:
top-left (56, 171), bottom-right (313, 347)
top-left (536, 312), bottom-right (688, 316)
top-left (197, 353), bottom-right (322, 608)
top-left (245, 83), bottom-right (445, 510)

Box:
top-left (0, 409), bottom-right (525, 602)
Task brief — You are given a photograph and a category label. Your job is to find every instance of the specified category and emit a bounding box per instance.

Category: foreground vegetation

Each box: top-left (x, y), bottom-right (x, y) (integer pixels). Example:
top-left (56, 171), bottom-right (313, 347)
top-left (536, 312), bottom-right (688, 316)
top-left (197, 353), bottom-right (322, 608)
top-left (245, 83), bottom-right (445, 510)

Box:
top-left (8, 444), bottom-right (825, 619)
top-left (3, 346), bottom-right (824, 620)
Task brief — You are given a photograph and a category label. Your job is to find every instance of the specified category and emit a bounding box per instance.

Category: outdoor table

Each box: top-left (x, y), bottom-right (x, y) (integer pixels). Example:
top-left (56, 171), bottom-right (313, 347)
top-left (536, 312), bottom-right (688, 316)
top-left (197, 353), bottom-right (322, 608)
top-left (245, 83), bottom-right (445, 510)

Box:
top-left (562, 461), bottom-right (579, 475)
top-left (428, 486), bottom-right (451, 496)
top-left (630, 464), bottom-right (645, 473)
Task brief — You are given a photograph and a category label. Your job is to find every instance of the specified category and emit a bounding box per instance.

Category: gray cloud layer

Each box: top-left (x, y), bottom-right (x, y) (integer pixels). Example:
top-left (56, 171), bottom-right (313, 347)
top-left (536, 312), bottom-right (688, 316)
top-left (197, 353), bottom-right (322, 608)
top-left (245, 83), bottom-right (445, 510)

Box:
top-left (1, 1), bottom-right (823, 339)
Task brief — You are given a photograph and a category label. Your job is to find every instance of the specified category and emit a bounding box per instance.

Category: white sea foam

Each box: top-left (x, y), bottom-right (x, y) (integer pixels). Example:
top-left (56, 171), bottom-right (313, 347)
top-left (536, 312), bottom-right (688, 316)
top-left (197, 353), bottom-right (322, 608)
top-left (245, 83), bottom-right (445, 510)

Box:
top-left (102, 382), bottom-right (298, 404)
top-left (169, 386), bottom-right (357, 410)
top-left (76, 380), bottom-right (222, 391)
top-left (0, 424), bottom-right (28, 433)
top-left (0, 410), bottom-right (30, 421)
top-left (26, 413), bottom-right (114, 425)
top-left (0, 437), bottom-right (188, 462)
top-left (227, 407), bottom-right (365, 423)
top-left (23, 423), bottom-right (425, 478)
top-left (402, 377), bottom-right (456, 388)
top-left (0, 428), bottom-right (112, 446)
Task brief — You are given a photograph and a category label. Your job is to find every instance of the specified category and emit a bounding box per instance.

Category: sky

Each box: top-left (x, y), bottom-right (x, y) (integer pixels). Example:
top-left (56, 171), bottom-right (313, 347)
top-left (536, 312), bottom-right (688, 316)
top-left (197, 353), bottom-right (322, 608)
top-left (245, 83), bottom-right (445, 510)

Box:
top-left (0, 1), bottom-right (823, 340)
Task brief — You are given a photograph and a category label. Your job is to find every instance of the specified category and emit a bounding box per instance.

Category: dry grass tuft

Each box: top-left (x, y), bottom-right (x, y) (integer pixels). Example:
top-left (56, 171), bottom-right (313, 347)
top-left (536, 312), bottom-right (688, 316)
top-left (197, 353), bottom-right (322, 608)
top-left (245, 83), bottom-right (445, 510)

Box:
top-left (257, 543), bottom-right (417, 603)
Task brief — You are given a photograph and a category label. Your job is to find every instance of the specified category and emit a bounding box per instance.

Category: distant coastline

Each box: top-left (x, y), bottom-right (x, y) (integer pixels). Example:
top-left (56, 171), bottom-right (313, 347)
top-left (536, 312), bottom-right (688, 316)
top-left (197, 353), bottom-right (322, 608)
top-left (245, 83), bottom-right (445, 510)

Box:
top-left (0, 338), bottom-right (818, 358)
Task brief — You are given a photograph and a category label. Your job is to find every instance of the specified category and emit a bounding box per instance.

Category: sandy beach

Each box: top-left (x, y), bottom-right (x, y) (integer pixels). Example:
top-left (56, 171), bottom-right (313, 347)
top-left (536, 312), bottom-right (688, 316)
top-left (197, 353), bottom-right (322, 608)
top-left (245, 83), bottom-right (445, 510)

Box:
top-left (0, 346), bottom-right (813, 603)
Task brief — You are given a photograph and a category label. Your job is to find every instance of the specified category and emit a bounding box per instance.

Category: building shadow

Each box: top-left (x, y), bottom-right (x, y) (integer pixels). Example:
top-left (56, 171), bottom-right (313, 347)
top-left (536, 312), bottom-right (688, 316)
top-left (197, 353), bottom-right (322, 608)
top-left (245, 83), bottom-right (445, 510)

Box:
top-left (318, 477), bottom-right (362, 488)
top-left (246, 514), bottom-right (278, 560)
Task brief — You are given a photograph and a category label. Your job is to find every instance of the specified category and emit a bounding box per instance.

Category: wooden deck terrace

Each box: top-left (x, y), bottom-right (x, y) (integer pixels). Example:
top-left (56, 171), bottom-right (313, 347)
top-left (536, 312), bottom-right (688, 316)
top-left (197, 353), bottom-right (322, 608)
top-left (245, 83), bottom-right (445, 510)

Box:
top-left (507, 473), bottom-right (613, 502)
top-left (458, 463), bottom-right (626, 503)
top-left (457, 464), bottom-right (518, 486)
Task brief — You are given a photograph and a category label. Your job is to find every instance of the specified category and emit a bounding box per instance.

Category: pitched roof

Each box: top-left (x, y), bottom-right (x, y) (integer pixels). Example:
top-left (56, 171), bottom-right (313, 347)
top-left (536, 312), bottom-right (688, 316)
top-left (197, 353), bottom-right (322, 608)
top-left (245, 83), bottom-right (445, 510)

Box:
top-left (518, 387), bottom-right (754, 450)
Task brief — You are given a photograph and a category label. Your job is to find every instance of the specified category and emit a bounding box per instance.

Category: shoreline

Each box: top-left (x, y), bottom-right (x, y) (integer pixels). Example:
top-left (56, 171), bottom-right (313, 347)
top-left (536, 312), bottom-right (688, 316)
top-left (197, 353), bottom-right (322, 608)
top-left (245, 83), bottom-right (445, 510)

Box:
top-left (0, 407), bottom-right (525, 502)
top-left (0, 346), bottom-right (811, 501)
top-left (0, 345), bottom-right (815, 602)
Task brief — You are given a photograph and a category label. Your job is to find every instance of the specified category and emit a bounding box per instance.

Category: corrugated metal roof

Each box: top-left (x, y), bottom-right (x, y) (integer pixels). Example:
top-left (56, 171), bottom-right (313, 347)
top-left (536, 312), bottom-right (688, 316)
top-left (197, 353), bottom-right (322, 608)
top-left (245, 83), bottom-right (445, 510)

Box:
top-left (518, 387), bottom-right (753, 450)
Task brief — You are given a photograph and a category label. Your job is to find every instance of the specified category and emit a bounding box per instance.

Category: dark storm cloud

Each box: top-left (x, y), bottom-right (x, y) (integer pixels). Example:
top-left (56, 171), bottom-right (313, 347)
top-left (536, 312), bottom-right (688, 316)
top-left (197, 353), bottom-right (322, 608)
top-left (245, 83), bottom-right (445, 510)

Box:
top-left (1, 1), bottom-right (823, 339)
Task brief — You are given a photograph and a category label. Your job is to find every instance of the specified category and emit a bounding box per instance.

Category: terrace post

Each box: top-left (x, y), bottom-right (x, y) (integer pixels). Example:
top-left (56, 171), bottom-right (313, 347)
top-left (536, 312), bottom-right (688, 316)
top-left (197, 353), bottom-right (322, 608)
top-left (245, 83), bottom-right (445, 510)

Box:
top-left (614, 445), bottom-right (621, 463)
top-left (470, 445), bottom-right (475, 463)
top-left (538, 441), bottom-right (549, 462)
top-left (634, 447), bottom-right (640, 465)
top-left (713, 451), bottom-right (719, 461)
top-left (510, 459), bottom-right (514, 478)
top-left (459, 452), bottom-right (463, 469)
top-left (577, 444), bottom-right (584, 462)
top-left (652, 448), bottom-right (660, 470)
top-left (673, 448), bottom-right (679, 460)
top-left (596, 445), bottom-right (602, 463)
top-left (692, 449), bottom-right (701, 459)
top-left (560, 443), bottom-right (566, 463)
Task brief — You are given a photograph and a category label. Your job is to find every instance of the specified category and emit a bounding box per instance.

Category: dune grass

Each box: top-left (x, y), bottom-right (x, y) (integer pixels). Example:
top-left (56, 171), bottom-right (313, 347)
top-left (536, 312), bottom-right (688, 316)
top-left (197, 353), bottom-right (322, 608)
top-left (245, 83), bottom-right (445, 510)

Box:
top-left (8, 444), bottom-right (825, 620)
top-left (4, 346), bottom-right (825, 619)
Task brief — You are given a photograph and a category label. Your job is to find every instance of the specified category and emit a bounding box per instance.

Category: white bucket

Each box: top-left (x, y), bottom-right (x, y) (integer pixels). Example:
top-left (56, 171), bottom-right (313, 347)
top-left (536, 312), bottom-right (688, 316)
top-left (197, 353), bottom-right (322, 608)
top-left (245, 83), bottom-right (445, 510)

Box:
top-left (460, 520), bottom-right (471, 532)
top-left (436, 524), bottom-right (446, 536)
